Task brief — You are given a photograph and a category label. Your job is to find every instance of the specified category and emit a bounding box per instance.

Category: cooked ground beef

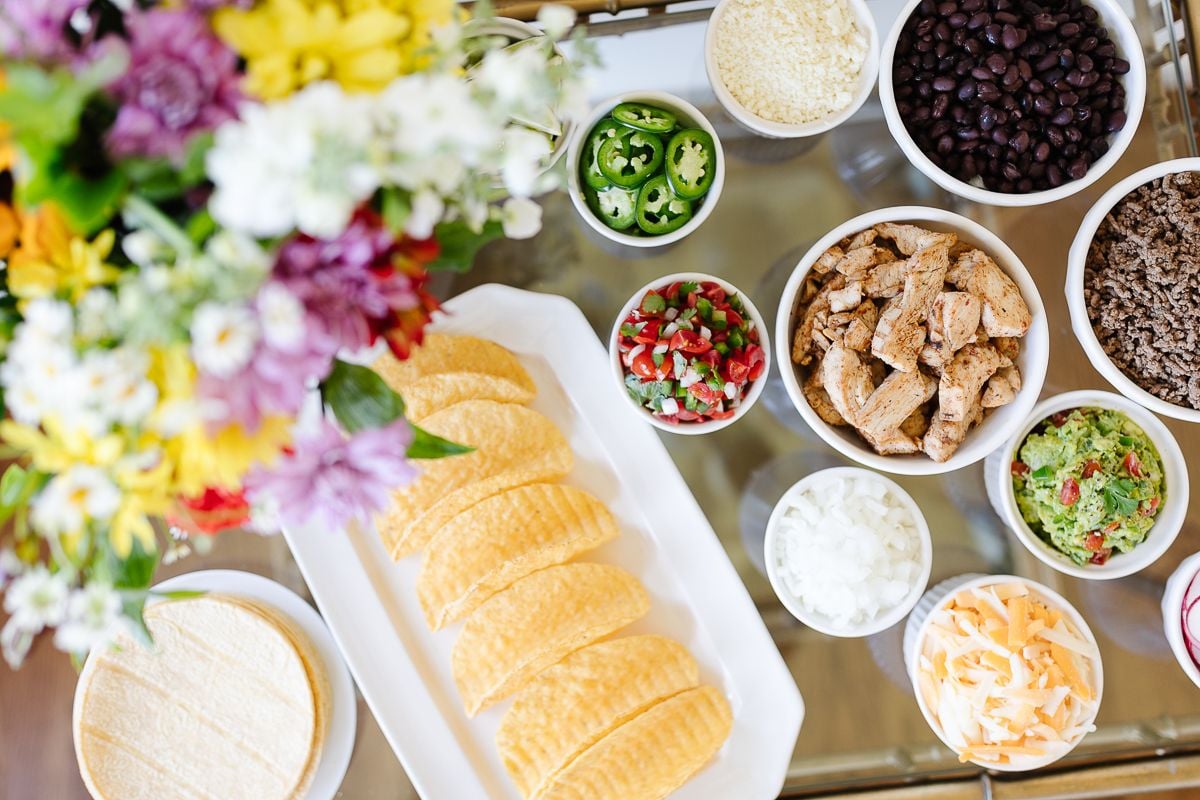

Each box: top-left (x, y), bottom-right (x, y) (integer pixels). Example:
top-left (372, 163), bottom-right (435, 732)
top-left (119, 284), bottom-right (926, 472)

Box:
top-left (1084, 171), bottom-right (1200, 410)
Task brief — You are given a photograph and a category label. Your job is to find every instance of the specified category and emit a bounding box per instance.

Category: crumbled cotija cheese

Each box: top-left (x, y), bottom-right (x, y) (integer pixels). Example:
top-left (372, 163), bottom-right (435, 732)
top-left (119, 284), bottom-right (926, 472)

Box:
top-left (714, 0), bottom-right (868, 124)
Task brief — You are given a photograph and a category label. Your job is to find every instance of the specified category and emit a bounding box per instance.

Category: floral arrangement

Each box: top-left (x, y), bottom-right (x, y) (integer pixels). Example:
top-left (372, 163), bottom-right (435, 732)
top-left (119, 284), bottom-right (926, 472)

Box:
top-left (0, 0), bottom-right (591, 667)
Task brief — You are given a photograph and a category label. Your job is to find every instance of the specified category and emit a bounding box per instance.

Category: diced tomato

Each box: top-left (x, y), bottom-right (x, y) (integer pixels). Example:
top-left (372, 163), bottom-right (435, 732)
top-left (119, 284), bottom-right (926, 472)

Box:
top-left (1141, 496), bottom-right (1160, 516)
top-left (707, 408), bottom-right (736, 420)
top-left (743, 345), bottom-right (766, 381)
top-left (1123, 450), bottom-right (1142, 477)
top-left (1103, 520), bottom-right (1121, 533)
top-left (1060, 477), bottom-right (1080, 506)
top-left (1089, 548), bottom-right (1112, 565)
top-left (699, 349), bottom-right (721, 369)
top-left (668, 330), bottom-right (712, 355)
top-left (724, 358), bottom-right (750, 385)
top-left (688, 381), bottom-right (721, 405)
top-left (664, 281), bottom-right (683, 300)
top-left (1051, 411), bottom-right (1070, 427)
top-left (1084, 531), bottom-right (1105, 552)
top-left (1081, 460), bottom-right (1101, 479)
top-left (1011, 460), bottom-right (1030, 477)
top-left (700, 282), bottom-right (726, 304)
top-left (724, 309), bottom-right (745, 328)
top-left (630, 350), bottom-right (657, 380)
top-left (633, 320), bottom-right (660, 345)
top-left (675, 409), bottom-right (702, 422)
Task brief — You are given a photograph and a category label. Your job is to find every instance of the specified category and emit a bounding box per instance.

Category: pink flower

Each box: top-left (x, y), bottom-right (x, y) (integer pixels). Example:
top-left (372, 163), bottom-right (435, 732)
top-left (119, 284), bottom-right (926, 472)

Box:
top-left (106, 9), bottom-right (242, 162)
top-left (0, 0), bottom-right (89, 63)
top-left (244, 419), bottom-right (418, 532)
top-left (273, 212), bottom-right (424, 353)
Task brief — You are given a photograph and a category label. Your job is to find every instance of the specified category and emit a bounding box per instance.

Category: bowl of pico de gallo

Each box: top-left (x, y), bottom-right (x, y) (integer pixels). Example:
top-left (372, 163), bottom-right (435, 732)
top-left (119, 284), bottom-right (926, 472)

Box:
top-left (610, 272), bottom-right (770, 434)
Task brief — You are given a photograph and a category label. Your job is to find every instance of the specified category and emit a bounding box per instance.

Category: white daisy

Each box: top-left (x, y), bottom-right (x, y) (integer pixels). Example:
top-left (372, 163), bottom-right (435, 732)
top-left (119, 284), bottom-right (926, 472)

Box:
top-left (3, 565), bottom-right (70, 632)
top-left (54, 582), bottom-right (126, 655)
top-left (30, 466), bottom-right (121, 539)
top-left (256, 282), bottom-right (306, 352)
top-left (501, 197), bottom-right (543, 239)
top-left (190, 302), bottom-right (259, 378)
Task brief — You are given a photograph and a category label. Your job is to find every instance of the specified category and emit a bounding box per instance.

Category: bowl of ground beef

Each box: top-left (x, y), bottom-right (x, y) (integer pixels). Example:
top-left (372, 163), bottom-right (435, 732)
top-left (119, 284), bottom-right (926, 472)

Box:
top-left (1066, 157), bottom-right (1200, 422)
top-left (879, 0), bottom-right (1146, 207)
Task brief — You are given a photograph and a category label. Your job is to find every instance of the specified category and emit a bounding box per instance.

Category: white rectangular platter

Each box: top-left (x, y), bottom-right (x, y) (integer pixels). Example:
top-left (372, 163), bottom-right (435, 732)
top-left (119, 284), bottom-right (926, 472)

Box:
top-left (283, 284), bottom-right (803, 800)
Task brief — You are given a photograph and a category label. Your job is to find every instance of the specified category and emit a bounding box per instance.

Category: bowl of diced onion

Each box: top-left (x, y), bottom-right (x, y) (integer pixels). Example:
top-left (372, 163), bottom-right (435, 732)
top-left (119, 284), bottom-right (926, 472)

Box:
top-left (1162, 551), bottom-right (1200, 690)
top-left (763, 467), bottom-right (932, 637)
top-left (904, 574), bottom-right (1103, 771)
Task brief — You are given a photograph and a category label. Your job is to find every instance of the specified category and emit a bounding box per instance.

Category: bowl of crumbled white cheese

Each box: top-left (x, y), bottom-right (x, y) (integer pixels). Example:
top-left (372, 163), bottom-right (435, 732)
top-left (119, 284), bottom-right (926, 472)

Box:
top-left (704, 0), bottom-right (880, 138)
top-left (764, 467), bottom-right (932, 637)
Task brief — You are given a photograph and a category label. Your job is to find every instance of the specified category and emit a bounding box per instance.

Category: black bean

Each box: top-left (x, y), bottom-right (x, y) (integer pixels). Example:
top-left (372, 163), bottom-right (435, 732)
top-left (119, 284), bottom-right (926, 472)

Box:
top-left (958, 79), bottom-right (978, 101)
top-left (977, 81), bottom-right (1002, 102)
top-left (1011, 129), bottom-right (1031, 152)
top-left (932, 93), bottom-right (950, 118)
top-left (1111, 57), bottom-right (1130, 74)
top-left (1035, 53), bottom-right (1058, 71)
top-left (937, 134), bottom-right (955, 154)
top-left (968, 11), bottom-right (991, 29)
top-left (1032, 12), bottom-right (1057, 31)
top-left (984, 24), bottom-right (1004, 46)
top-left (979, 104), bottom-right (997, 129)
top-left (1003, 162), bottom-right (1022, 180)
top-left (933, 76), bottom-right (956, 92)
top-left (1059, 90), bottom-right (1080, 106)
top-left (1034, 141), bottom-right (1051, 161)
top-left (1033, 95), bottom-right (1054, 115)
top-left (1076, 53), bottom-right (1094, 71)
top-left (986, 52), bottom-right (1008, 73)
top-left (937, 1), bottom-right (956, 14)
top-left (1046, 126), bottom-right (1064, 146)
top-left (1051, 107), bottom-right (1074, 125)
top-left (1059, 21), bottom-right (1081, 37)
top-left (949, 12), bottom-right (970, 28)
top-left (1105, 109), bottom-right (1127, 131)
top-left (1067, 158), bottom-right (1088, 179)
top-left (971, 65), bottom-right (994, 81)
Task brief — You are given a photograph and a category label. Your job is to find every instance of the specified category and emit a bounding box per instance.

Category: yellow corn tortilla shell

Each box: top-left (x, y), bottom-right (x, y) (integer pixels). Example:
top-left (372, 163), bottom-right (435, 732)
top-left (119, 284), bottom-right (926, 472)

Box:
top-left (74, 596), bottom-right (318, 800)
top-left (533, 686), bottom-right (733, 800)
top-left (497, 635), bottom-right (700, 799)
top-left (373, 334), bottom-right (536, 420)
top-left (451, 563), bottom-right (649, 716)
top-left (379, 400), bottom-right (573, 559)
top-left (418, 483), bottom-right (619, 630)
top-left (400, 372), bottom-right (537, 421)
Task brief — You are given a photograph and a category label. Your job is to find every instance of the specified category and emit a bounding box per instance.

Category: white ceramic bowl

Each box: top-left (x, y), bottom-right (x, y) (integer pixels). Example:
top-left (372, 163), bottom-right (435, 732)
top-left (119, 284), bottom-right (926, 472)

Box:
top-left (984, 390), bottom-right (1189, 580)
top-left (703, 0), bottom-right (880, 138)
top-left (74, 570), bottom-right (357, 800)
top-left (1162, 551), bottom-right (1200, 689)
top-left (775, 206), bottom-right (1049, 475)
top-left (1065, 157), bottom-right (1200, 423)
top-left (465, 17), bottom-right (575, 179)
top-left (904, 573), bottom-right (1104, 771)
top-left (610, 272), bottom-right (769, 435)
top-left (763, 467), bottom-right (932, 637)
top-left (566, 92), bottom-right (725, 248)
top-left (878, 0), bottom-right (1146, 207)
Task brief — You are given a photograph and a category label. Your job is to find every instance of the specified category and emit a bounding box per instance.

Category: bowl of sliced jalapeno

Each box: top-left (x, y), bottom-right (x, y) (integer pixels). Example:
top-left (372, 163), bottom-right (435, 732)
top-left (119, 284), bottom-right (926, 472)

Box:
top-left (568, 92), bottom-right (724, 247)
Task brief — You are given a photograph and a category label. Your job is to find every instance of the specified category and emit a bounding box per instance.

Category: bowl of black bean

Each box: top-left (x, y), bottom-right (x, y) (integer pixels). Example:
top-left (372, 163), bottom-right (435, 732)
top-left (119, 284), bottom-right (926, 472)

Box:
top-left (879, 0), bottom-right (1146, 206)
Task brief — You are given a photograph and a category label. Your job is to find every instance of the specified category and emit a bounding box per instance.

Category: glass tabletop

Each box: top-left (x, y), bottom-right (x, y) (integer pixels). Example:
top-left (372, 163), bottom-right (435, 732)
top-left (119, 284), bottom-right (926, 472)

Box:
top-left (6, 0), bottom-right (1197, 798)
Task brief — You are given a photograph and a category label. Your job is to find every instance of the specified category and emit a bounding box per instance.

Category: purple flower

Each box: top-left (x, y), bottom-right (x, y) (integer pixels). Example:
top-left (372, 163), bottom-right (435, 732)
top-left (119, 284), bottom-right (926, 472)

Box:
top-left (106, 9), bottom-right (242, 162)
top-left (273, 213), bottom-right (422, 353)
top-left (0, 0), bottom-right (89, 62)
top-left (245, 419), bottom-right (418, 532)
top-left (197, 310), bottom-right (338, 432)
top-left (184, 0), bottom-right (254, 10)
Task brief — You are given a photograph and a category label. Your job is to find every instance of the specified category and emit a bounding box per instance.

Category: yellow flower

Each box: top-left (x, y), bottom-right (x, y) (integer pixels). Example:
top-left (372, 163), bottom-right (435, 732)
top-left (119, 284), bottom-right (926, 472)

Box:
top-left (144, 344), bottom-right (291, 496)
top-left (6, 204), bottom-right (119, 303)
top-left (214, 0), bottom-right (455, 98)
top-left (0, 416), bottom-right (123, 475)
top-left (109, 456), bottom-right (173, 557)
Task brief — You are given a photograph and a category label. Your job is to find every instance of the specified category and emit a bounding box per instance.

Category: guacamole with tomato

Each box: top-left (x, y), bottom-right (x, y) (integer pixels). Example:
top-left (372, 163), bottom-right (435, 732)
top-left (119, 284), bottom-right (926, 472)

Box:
top-left (1011, 408), bottom-right (1164, 566)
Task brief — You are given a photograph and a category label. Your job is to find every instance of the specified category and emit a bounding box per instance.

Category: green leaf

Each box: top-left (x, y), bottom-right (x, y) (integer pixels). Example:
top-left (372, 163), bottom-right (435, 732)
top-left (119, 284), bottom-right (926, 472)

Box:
top-left (121, 594), bottom-right (153, 648)
top-left (322, 359), bottom-right (407, 434)
top-left (0, 466), bottom-right (49, 529)
top-left (640, 293), bottom-right (665, 314)
top-left (1104, 479), bottom-right (1140, 517)
top-left (380, 188), bottom-right (411, 236)
top-left (111, 538), bottom-right (160, 591)
top-left (185, 208), bottom-right (217, 245)
top-left (407, 423), bottom-right (474, 459)
top-left (19, 141), bottom-right (127, 235)
top-left (150, 589), bottom-right (207, 601)
top-left (427, 220), bottom-right (504, 272)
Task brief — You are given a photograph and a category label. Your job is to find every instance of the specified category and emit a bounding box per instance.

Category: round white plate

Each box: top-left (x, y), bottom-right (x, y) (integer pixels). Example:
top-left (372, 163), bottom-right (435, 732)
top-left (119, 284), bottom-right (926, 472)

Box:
top-left (152, 569), bottom-right (356, 800)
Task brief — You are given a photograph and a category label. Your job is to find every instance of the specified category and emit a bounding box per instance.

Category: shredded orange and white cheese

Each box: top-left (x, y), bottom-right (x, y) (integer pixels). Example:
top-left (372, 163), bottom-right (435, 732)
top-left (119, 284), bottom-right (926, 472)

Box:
top-left (916, 581), bottom-right (1100, 767)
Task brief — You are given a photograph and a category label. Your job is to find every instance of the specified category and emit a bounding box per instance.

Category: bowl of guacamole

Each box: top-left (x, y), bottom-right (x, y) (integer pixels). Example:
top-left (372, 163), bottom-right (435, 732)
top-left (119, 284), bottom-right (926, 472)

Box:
top-left (1012, 407), bottom-right (1163, 566)
top-left (993, 390), bottom-right (1189, 579)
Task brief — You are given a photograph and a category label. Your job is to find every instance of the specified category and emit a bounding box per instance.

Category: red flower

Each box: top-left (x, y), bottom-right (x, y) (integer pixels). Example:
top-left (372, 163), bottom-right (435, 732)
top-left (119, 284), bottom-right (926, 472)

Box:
top-left (166, 487), bottom-right (251, 536)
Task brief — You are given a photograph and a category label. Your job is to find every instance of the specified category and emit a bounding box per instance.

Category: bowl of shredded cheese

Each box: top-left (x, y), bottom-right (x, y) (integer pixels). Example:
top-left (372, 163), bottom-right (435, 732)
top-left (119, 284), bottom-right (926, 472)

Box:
top-left (904, 574), bottom-right (1103, 771)
top-left (704, 0), bottom-right (880, 138)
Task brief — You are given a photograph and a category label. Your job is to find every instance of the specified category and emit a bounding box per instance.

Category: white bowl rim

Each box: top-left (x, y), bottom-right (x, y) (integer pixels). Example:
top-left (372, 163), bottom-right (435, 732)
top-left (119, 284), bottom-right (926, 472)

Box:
top-left (1162, 551), bottom-right (1200, 690)
top-left (609, 271), bottom-right (770, 435)
top-left (702, 0), bottom-right (881, 138)
top-left (907, 573), bottom-right (1105, 771)
top-left (993, 389), bottom-right (1190, 580)
top-left (877, 0), bottom-right (1147, 207)
top-left (1064, 156), bottom-right (1200, 423)
top-left (762, 466), bottom-right (933, 637)
top-left (773, 205), bottom-right (1049, 475)
top-left (566, 91), bottom-right (725, 248)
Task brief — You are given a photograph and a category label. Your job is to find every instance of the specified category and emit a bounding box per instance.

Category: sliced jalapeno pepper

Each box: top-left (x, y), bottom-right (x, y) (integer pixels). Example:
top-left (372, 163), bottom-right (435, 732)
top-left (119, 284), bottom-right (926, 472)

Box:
top-left (635, 175), bottom-right (692, 235)
top-left (585, 184), bottom-right (638, 231)
top-left (598, 131), bottom-right (664, 189)
top-left (580, 120), bottom-right (626, 190)
top-left (612, 102), bottom-right (677, 134)
top-left (664, 128), bottom-right (716, 200)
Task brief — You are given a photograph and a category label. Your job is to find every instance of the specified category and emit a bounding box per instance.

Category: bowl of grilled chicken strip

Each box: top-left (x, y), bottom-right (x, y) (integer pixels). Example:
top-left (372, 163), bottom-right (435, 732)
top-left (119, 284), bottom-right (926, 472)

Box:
top-left (775, 206), bottom-right (1049, 476)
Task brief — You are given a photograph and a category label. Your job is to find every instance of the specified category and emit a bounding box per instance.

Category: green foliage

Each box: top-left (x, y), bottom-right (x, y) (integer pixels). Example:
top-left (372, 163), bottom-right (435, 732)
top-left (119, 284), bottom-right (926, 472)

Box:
top-left (0, 465), bottom-right (49, 529)
top-left (321, 359), bottom-right (472, 459)
top-left (427, 220), bottom-right (504, 272)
